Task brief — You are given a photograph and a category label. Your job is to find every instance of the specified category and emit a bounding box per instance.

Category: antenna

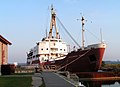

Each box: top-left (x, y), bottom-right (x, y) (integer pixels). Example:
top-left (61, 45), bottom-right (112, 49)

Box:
top-left (100, 28), bottom-right (103, 43)
top-left (46, 28), bottom-right (47, 38)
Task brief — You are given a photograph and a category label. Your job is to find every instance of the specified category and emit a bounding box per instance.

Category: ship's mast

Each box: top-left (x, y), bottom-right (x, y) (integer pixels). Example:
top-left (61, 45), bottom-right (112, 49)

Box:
top-left (49, 5), bottom-right (59, 39)
top-left (100, 28), bottom-right (103, 43)
top-left (81, 16), bottom-right (85, 49)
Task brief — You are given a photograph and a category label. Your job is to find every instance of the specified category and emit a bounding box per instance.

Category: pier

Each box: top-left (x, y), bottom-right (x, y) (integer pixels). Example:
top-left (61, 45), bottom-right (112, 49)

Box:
top-left (41, 70), bottom-right (120, 87)
top-left (42, 71), bottom-right (76, 87)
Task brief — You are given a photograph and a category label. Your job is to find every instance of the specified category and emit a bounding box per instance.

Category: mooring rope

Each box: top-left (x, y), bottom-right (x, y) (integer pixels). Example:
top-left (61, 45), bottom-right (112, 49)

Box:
top-left (57, 49), bottom-right (91, 71)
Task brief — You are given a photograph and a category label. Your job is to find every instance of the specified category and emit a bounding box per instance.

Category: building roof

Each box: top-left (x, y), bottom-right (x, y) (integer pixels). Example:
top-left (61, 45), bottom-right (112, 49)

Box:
top-left (0, 35), bottom-right (12, 45)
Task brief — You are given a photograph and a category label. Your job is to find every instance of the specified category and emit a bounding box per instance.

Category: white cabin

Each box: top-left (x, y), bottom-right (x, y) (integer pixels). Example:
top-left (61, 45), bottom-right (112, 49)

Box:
top-left (27, 37), bottom-right (68, 64)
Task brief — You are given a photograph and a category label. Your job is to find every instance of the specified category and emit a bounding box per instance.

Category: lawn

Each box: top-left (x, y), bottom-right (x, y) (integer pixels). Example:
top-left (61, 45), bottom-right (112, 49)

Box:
top-left (0, 76), bottom-right (32, 87)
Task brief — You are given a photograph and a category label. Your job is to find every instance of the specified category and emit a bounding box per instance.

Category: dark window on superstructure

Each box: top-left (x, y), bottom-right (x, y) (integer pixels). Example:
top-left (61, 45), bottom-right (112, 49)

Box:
top-left (59, 40), bottom-right (62, 42)
top-left (56, 54), bottom-right (58, 56)
top-left (37, 43), bottom-right (39, 45)
top-left (46, 48), bottom-right (48, 50)
top-left (64, 49), bottom-right (66, 51)
top-left (41, 48), bottom-right (43, 50)
top-left (89, 54), bottom-right (96, 62)
top-left (45, 40), bottom-right (49, 42)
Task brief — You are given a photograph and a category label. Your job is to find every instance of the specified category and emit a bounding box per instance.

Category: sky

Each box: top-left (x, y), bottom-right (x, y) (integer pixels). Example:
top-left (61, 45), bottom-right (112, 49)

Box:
top-left (0, 0), bottom-right (120, 63)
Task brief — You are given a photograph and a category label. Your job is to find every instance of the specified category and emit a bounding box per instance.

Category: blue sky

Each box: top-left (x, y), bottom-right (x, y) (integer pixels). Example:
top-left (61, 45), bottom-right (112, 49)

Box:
top-left (0, 0), bottom-right (120, 63)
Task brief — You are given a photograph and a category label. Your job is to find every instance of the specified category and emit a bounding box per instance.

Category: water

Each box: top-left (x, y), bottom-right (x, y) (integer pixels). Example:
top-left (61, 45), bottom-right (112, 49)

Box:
top-left (82, 81), bottom-right (120, 87)
top-left (102, 82), bottom-right (120, 87)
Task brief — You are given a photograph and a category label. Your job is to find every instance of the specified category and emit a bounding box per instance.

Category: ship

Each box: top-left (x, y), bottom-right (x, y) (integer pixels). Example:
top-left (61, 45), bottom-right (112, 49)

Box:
top-left (27, 6), bottom-right (106, 73)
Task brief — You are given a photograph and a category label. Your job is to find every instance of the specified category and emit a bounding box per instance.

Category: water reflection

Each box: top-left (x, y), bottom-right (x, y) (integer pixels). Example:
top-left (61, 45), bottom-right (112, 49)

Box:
top-left (82, 81), bottom-right (120, 87)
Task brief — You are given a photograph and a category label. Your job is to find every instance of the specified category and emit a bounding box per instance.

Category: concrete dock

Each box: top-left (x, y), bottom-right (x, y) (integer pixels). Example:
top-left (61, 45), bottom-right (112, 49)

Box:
top-left (42, 71), bottom-right (75, 87)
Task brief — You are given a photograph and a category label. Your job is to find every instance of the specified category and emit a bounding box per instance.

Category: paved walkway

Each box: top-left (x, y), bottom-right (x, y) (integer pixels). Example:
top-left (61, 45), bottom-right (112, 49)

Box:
top-left (32, 73), bottom-right (42, 87)
top-left (42, 71), bottom-right (75, 87)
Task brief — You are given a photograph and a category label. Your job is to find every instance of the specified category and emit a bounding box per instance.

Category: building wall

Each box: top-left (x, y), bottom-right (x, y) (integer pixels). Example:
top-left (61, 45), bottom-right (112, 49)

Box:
top-left (4, 44), bottom-right (8, 64)
top-left (0, 41), bottom-right (8, 65)
top-left (0, 42), bottom-right (2, 65)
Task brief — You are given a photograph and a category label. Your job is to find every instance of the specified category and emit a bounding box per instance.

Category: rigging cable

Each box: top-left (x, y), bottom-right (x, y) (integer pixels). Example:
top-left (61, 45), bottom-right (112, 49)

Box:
top-left (56, 16), bottom-right (80, 48)
top-left (85, 28), bottom-right (101, 41)
top-left (57, 19), bottom-right (75, 48)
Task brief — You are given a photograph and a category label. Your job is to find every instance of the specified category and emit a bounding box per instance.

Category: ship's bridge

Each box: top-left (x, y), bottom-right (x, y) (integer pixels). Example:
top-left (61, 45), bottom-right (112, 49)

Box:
top-left (36, 37), bottom-right (68, 62)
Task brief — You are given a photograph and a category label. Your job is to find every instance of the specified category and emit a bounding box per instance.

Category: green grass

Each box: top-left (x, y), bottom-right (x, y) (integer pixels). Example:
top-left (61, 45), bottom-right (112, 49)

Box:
top-left (0, 77), bottom-right (32, 87)
top-left (13, 72), bottom-right (34, 75)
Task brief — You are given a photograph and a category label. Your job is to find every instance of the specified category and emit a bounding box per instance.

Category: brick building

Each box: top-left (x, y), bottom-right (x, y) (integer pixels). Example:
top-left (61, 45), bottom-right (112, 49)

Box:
top-left (0, 35), bottom-right (11, 65)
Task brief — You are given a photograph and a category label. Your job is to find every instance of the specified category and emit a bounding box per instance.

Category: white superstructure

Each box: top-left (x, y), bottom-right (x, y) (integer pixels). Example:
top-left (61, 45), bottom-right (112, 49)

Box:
top-left (27, 37), bottom-right (68, 64)
top-left (27, 5), bottom-right (68, 65)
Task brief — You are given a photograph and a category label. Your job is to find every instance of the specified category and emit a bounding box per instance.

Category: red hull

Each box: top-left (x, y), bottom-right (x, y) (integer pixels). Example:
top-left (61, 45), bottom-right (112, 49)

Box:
top-left (42, 47), bottom-right (105, 73)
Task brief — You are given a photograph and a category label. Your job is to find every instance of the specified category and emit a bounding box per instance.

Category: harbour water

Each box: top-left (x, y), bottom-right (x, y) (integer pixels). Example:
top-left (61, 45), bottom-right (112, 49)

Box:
top-left (102, 82), bottom-right (120, 87)
top-left (82, 81), bottom-right (120, 87)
